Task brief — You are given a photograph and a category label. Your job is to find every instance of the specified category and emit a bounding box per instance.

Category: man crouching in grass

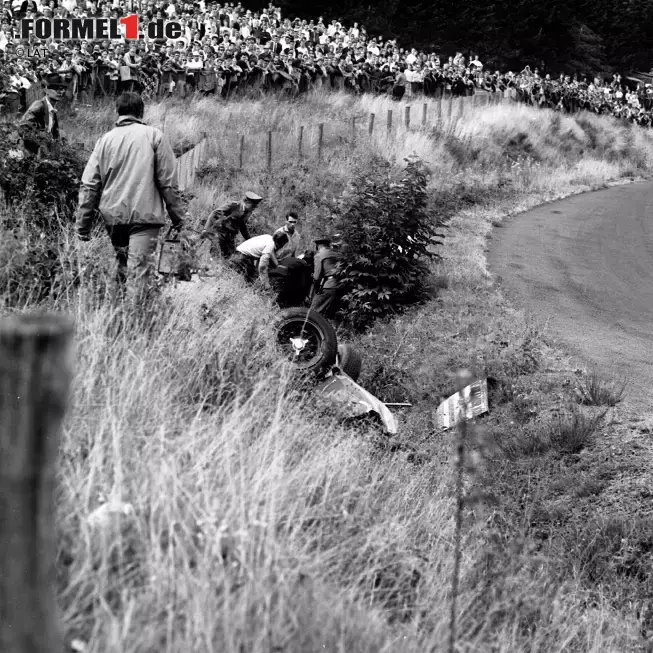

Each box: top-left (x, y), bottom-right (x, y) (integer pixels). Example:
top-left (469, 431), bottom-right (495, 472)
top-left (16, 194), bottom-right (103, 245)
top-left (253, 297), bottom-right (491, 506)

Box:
top-left (76, 91), bottom-right (187, 302)
top-left (231, 232), bottom-right (289, 289)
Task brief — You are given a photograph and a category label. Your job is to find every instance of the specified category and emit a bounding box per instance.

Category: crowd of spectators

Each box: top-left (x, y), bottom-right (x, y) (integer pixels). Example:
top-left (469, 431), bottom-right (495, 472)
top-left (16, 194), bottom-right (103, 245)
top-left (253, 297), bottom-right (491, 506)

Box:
top-left (2, 0), bottom-right (653, 126)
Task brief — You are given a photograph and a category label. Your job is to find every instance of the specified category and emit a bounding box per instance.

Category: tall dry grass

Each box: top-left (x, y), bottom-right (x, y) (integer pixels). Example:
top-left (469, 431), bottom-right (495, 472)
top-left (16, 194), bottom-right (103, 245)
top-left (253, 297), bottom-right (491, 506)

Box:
top-left (7, 90), bottom-right (653, 651)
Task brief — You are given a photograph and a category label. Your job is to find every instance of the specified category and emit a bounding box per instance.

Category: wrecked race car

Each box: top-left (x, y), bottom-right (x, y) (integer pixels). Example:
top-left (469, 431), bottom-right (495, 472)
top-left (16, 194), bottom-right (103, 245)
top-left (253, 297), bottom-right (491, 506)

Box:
top-left (273, 307), bottom-right (398, 434)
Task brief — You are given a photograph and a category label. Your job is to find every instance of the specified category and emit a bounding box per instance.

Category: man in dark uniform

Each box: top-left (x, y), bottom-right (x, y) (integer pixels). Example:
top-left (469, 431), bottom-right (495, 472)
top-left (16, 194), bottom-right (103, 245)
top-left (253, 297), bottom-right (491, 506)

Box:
top-left (309, 234), bottom-right (342, 318)
top-left (19, 74), bottom-right (66, 154)
top-left (202, 190), bottom-right (263, 258)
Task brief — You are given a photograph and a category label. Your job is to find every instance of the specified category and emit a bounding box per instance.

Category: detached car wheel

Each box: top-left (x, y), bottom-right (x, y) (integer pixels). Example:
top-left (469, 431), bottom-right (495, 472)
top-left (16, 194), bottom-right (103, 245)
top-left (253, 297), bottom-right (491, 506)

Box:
top-left (274, 308), bottom-right (337, 375)
top-left (337, 343), bottom-right (362, 382)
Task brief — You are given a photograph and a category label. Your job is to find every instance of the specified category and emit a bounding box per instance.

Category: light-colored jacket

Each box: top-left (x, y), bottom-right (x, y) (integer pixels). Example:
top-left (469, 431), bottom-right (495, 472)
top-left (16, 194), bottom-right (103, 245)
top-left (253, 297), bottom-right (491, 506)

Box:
top-left (76, 116), bottom-right (185, 238)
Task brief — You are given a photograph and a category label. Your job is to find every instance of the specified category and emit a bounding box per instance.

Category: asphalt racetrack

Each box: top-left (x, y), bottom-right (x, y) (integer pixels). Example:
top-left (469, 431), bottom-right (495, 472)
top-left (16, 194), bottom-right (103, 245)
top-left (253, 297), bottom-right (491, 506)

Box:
top-left (487, 182), bottom-right (653, 412)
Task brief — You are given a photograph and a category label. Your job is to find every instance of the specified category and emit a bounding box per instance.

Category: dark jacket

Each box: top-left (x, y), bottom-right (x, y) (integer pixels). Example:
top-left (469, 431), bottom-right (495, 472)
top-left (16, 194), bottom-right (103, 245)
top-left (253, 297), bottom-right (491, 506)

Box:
top-left (19, 98), bottom-right (60, 146)
top-left (313, 247), bottom-right (340, 290)
top-left (203, 200), bottom-right (252, 241)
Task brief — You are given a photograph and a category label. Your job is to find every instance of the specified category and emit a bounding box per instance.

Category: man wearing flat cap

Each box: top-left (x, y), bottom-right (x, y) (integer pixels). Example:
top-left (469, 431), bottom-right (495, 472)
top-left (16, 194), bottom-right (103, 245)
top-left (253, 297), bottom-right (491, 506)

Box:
top-left (202, 190), bottom-right (263, 259)
top-left (19, 73), bottom-right (65, 154)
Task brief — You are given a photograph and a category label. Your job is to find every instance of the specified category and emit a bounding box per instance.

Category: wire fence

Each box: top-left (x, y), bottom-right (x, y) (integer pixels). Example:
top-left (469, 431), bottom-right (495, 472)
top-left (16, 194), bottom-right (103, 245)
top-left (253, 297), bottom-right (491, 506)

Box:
top-left (50, 90), bottom-right (511, 187)
top-left (169, 91), bottom-right (507, 187)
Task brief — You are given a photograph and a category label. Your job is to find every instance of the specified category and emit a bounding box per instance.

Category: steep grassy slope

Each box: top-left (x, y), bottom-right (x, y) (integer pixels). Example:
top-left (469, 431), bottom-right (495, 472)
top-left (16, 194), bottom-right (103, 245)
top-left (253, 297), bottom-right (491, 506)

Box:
top-left (5, 91), bottom-right (653, 652)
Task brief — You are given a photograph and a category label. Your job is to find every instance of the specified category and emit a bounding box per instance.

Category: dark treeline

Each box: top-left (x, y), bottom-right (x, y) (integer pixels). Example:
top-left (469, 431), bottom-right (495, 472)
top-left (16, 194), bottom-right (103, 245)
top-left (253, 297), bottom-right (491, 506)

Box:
top-left (247, 0), bottom-right (653, 75)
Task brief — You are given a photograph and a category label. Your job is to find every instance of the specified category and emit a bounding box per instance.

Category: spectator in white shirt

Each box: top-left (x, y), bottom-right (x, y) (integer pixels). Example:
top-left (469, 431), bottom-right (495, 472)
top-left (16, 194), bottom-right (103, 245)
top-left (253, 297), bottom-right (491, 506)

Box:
top-left (470, 54), bottom-right (483, 72)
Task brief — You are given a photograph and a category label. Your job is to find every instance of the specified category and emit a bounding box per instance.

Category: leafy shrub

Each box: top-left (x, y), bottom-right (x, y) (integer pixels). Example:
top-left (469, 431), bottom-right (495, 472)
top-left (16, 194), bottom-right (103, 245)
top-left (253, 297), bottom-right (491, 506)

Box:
top-left (335, 157), bottom-right (445, 330)
top-left (0, 123), bottom-right (85, 226)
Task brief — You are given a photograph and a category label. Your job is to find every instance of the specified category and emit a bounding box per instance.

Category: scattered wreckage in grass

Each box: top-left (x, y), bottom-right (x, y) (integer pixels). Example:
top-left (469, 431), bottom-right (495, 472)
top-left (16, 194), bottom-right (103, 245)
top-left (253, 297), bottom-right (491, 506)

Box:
top-left (273, 308), bottom-right (491, 435)
top-left (161, 240), bottom-right (488, 434)
top-left (273, 307), bottom-right (399, 434)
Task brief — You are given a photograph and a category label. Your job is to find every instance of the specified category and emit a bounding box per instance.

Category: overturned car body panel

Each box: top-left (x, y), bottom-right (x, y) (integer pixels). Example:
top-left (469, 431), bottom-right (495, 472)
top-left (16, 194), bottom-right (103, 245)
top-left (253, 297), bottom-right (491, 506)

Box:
top-left (317, 368), bottom-right (398, 434)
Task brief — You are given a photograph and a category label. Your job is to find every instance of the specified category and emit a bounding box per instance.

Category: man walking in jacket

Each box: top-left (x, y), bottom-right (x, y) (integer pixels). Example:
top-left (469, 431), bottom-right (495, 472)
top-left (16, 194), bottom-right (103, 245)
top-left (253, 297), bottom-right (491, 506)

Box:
top-left (76, 91), bottom-right (186, 298)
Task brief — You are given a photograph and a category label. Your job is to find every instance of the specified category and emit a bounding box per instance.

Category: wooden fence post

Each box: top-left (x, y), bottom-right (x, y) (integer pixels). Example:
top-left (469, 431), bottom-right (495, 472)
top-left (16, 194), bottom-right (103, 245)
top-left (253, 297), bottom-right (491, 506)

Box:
top-left (200, 131), bottom-right (207, 164)
top-left (405, 105), bottom-right (411, 129)
top-left (369, 112), bottom-right (375, 135)
top-left (177, 156), bottom-right (185, 191)
top-left (297, 125), bottom-right (303, 160)
top-left (239, 133), bottom-right (245, 169)
top-left (267, 130), bottom-right (272, 170)
top-left (351, 115), bottom-right (356, 145)
top-left (422, 102), bottom-right (427, 126)
top-left (191, 140), bottom-right (201, 186)
top-left (317, 123), bottom-right (324, 162)
top-left (0, 314), bottom-right (73, 653)
top-left (435, 99), bottom-right (442, 123)
top-left (387, 109), bottom-right (393, 131)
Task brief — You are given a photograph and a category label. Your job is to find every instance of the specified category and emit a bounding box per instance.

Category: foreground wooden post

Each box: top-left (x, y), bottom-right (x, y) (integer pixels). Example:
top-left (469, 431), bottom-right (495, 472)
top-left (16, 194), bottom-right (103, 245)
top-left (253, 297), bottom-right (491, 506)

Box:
top-left (267, 130), bottom-right (272, 170)
top-left (405, 105), bottom-right (411, 129)
top-left (351, 116), bottom-right (356, 146)
top-left (0, 313), bottom-right (73, 653)
top-left (387, 109), bottom-right (393, 131)
top-left (368, 112), bottom-right (375, 135)
top-left (317, 123), bottom-right (324, 161)
top-left (422, 102), bottom-right (427, 126)
top-left (297, 125), bottom-right (304, 159)
top-left (239, 133), bottom-right (245, 169)
top-left (200, 131), bottom-right (207, 165)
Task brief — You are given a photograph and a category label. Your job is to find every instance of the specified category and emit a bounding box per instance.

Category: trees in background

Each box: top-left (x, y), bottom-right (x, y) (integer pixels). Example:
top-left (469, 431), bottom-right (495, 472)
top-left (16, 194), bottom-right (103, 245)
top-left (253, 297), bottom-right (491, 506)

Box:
top-left (268, 0), bottom-right (653, 75)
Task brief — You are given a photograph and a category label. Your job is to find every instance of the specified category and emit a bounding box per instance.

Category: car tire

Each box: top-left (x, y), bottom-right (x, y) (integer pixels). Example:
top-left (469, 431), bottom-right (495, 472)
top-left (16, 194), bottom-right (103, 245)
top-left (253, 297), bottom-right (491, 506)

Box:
top-left (273, 307), bottom-right (338, 375)
top-left (337, 343), bottom-right (362, 382)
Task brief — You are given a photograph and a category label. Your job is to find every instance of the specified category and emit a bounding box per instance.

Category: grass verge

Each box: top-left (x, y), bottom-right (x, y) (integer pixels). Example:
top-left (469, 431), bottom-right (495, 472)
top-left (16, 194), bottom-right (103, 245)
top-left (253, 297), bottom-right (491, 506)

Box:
top-left (4, 90), bottom-right (653, 651)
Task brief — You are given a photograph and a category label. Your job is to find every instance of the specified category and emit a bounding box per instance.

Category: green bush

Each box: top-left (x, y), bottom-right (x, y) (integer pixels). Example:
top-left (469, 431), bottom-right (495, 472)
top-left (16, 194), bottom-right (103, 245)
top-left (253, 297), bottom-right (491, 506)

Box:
top-left (0, 124), bottom-right (92, 305)
top-left (0, 123), bottom-right (85, 227)
top-left (335, 157), bottom-right (445, 331)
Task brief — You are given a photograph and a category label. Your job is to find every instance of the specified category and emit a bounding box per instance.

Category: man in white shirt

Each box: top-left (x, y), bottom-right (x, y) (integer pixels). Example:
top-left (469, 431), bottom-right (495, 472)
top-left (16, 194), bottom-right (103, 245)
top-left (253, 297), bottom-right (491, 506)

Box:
top-left (470, 55), bottom-right (483, 72)
top-left (232, 232), bottom-right (289, 285)
top-left (367, 41), bottom-right (380, 56)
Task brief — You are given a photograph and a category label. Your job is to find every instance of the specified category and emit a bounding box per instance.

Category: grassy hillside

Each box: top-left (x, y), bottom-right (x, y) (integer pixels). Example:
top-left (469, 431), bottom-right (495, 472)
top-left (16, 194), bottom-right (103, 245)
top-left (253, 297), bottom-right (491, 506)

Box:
top-left (4, 91), bottom-right (653, 652)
